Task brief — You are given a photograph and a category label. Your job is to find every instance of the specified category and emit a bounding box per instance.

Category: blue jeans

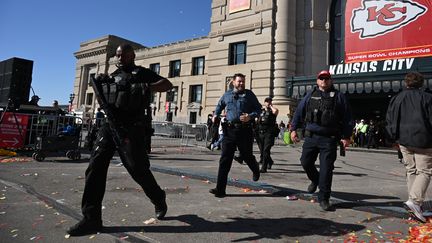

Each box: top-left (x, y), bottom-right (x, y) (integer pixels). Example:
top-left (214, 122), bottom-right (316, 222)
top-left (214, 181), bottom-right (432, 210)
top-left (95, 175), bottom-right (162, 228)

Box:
top-left (213, 134), bottom-right (224, 148)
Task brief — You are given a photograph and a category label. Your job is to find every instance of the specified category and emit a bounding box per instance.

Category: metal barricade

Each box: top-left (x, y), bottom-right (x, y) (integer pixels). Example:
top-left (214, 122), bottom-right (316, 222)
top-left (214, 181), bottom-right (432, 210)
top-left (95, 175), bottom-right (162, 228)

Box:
top-left (151, 121), bottom-right (208, 150)
top-left (151, 121), bottom-right (184, 149)
top-left (180, 123), bottom-right (208, 148)
top-left (26, 114), bottom-right (83, 149)
top-left (0, 112), bottom-right (84, 153)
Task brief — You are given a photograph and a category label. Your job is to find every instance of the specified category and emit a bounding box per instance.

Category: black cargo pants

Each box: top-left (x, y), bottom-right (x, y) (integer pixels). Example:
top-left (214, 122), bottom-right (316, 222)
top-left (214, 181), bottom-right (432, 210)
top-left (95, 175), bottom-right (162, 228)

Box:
top-left (81, 123), bottom-right (165, 221)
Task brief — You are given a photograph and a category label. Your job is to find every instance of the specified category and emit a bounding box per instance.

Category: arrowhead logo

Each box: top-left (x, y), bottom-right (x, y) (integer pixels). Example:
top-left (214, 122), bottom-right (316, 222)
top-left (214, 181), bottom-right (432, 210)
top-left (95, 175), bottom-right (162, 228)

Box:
top-left (351, 0), bottom-right (427, 39)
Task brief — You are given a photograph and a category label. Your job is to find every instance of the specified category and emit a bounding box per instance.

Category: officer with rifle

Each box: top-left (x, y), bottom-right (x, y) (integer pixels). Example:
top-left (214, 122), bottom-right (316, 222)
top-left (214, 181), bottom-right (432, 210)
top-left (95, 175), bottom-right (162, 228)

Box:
top-left (290, 70), bottom-right (352, 211)
top-left (67, 44), bottom-right (173, 236)
top-left (256, 97), bottom-right (279, 172)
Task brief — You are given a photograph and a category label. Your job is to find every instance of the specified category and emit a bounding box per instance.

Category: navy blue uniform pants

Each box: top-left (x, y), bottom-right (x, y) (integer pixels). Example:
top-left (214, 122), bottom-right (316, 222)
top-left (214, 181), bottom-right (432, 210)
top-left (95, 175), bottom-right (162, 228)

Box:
top-left (81, 124), bottom-right (165, 221)
top-left (216, 126), bottom-right (260, 193)
top-left (300, 134), bottom-right (338, 201)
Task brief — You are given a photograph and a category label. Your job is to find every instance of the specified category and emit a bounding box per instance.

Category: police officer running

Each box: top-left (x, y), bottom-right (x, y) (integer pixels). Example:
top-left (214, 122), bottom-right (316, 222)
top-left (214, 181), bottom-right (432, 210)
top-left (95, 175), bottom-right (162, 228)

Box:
top-left (209, 73), bottom-right (262, 197)
top-left (290, 70), bottom-right (353, 211)
top-left (67, 44), bottom-right (173, 236)
top-left (256, 97), bottom-right (279, 172)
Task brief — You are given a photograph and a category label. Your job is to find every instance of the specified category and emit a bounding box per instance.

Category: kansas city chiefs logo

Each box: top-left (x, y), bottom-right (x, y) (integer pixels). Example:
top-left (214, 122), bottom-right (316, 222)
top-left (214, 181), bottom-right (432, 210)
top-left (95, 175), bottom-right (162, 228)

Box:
top-left (351, 0), bottom-right (427, 39)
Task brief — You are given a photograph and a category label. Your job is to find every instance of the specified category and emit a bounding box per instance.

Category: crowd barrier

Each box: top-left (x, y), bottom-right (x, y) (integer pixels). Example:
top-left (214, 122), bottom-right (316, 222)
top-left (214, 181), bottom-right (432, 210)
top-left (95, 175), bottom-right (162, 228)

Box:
top-left (0, 112), bottom-right (84, 160)
top-left (2, 111), bottom-right (294, 154)
top-left (0, 112), bottom-right (301, 154)
top-left (151, 121), bottom-right (208, 149)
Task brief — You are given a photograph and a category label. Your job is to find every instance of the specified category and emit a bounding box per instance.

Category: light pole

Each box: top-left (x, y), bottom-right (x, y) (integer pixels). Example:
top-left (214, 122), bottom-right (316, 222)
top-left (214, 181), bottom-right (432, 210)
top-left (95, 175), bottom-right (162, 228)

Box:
top-left (69, 93), bottom-right (75, 113)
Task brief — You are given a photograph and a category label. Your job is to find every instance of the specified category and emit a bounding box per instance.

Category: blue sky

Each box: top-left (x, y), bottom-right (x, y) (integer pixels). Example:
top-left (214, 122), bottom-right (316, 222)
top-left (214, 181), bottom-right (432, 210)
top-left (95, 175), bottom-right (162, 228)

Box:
top-left (0, 0), bottom-right (211, 106)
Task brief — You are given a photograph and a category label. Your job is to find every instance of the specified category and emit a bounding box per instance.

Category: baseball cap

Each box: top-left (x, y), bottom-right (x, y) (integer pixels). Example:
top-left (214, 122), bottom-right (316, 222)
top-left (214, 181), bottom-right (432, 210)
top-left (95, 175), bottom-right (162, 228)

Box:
top-left (264, 96), bottom-right (272, 102)
top-left (317, 70), bottom-right (331, 79)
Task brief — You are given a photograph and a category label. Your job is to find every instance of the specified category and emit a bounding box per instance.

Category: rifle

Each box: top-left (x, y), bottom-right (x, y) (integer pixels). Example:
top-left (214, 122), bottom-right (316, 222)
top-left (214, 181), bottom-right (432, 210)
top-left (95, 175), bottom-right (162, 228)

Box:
top-left (90, 75), bottom-right (124, 148)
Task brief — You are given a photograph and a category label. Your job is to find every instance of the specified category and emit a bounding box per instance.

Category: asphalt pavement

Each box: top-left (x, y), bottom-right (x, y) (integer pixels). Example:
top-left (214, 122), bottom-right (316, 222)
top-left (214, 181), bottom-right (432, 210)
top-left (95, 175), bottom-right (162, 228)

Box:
top-left (0, 143), bottom-right (430, 242)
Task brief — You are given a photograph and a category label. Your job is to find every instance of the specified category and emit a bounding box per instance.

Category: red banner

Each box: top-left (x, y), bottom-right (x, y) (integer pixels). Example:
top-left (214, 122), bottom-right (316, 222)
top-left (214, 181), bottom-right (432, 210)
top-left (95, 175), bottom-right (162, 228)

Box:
top-left (165, 102), bottom-right (170, 112)
top-left (345, 0), bottom-right (432, 63)
top-left (0, 112), bottom-right (29, 149)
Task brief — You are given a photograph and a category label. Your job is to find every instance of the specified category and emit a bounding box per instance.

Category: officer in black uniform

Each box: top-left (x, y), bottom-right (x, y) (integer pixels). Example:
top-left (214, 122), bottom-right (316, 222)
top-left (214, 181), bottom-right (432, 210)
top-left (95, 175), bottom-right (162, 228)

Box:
top-left (290, 70), bottom-right (353, 211)
top-left (209, 73), bottom-right (262, 197)
top-left (256, 97), bottom-right (279, 172)
top-left (67, 44), bottom-right (173, 236)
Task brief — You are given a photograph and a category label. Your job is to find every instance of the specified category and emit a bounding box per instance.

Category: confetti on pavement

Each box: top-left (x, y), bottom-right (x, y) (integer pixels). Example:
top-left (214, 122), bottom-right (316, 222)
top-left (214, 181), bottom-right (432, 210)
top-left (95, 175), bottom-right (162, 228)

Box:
top-left (241, 188), bottom-right (252, 192)
top-left (144, 218), bottom-right (157, 225)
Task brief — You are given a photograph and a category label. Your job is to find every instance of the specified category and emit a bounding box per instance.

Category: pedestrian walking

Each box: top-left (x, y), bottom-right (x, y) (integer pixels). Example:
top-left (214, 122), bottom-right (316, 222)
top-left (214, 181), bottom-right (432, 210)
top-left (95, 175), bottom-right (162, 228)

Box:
top-left (366, 120), bottom-right (378, 149)
top-left (358, 119), bottom-right (368, 147)
top-left (67, 44), bottom-right (173, 236)
top-left (256, 97), bottom-right (279, 172)
top-left (211, 113), bottom-right (226, 150)
top-left (386, 72), bottom-right (432, 223)
top-left (209, 73), bottom-right (261, 197)
top-left (278, 120), bottom-right (286, 140)
top-left (290, 70), bottom-right (353, 211)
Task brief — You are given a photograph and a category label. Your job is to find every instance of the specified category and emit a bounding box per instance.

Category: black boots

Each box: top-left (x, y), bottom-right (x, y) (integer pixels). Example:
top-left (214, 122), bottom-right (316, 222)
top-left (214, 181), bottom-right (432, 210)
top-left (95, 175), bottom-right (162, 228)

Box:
top-left (209, 188), bottom-right (226, 198)
top-left (319, 200), bottom-right (332, 211)
top-left (154, 192), bottom-right (168, 220)
top-left (67, 219), bottom-right (102, 236)
top-left (307, 182), bottom-right (318, 193)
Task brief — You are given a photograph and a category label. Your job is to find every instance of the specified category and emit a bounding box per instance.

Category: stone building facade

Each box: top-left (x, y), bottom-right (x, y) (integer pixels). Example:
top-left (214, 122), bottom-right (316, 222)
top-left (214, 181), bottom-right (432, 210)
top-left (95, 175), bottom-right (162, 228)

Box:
top-left (72, 0), bottom-right (338, 124)
top-left (73, 0), bottom-right (432, 124)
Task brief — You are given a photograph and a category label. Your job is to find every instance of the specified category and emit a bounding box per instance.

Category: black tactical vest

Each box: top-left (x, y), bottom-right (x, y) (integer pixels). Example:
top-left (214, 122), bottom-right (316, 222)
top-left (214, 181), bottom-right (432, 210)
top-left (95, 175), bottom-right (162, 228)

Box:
top-left (258, 107), bottom-right (276, 128)
top-left (102, 66), bottom-right (151, 123)
top-left (305, 87), bottom-right (340, 128)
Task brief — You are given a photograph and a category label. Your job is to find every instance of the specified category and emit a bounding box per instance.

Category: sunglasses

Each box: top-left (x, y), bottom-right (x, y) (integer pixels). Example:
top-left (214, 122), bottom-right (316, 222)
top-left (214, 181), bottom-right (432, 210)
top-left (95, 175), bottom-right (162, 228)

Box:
top-left (318, 77), bottom-right (330, 81)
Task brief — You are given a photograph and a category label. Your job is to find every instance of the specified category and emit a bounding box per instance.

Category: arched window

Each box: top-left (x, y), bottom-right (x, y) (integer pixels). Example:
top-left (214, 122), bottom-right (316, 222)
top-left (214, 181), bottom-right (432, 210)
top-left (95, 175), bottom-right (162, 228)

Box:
top-left (329, 0), bottom-right (345, 65)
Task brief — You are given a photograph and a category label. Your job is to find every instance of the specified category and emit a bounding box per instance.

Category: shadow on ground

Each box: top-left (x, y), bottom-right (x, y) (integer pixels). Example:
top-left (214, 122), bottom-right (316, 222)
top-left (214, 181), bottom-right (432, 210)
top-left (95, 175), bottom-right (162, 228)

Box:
top-left (103, 214), bottom-right (365, 241)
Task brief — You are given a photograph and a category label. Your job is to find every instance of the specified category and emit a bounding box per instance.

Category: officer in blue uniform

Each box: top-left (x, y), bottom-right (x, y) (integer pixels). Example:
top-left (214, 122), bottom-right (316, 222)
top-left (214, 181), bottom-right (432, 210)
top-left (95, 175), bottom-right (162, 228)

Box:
top-left (209, 73), bottom-right (262, 197)
top-left (68, 44), bottom-right (173, 236)
top-left (290, 70), bottom-right (353, 211)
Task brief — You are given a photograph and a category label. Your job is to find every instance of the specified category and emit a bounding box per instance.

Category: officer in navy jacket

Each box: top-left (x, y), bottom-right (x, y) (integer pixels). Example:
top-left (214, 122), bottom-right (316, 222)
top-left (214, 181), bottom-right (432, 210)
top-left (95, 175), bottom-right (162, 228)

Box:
top-left (290, 70), bottom-right (353, 211)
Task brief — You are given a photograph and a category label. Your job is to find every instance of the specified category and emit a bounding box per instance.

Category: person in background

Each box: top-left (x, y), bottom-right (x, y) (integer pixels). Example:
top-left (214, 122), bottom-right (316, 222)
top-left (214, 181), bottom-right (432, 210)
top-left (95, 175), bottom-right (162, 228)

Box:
top-left (52, 100), bottom-right (65, 116)
top-left (95, 107), bottom-right (105, 127)
top-left (290, 70), bottom-right (353, 211)
top-left (28, 95), bottom-right (40, 106)
top-left (211, 112), bottom-right (226, 151)
top-left (278, 120), bottom-right (286, 140)
top-left (386, 72), bottom-right (432, 223)
top-left (358, 119), bottom-right (368, 147)
top-left (207, 114), bottom-right (220, 150)
top-left (256, 97), bottom-right (279, 172)
top-left (367, 120), bottom-right (378, 149)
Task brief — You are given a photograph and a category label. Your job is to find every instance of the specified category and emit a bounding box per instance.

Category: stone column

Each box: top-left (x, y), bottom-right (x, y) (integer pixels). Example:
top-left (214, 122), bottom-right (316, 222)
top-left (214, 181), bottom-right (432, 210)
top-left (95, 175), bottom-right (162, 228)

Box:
top-left (272, 0), bottom-right (297, 119)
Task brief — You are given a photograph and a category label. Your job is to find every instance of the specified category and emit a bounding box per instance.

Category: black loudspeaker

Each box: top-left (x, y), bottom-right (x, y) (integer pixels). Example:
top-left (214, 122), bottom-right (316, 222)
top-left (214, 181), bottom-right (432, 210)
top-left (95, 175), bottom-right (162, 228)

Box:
top-left (0, 57), bottom-right (33, 108)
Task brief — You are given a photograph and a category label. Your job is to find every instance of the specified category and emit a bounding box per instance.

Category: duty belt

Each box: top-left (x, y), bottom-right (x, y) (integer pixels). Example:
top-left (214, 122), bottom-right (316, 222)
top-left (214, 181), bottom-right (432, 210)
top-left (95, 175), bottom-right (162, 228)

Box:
top-left (226, 121), bottom-right (252, 129)
top-left (304, 130), bottom-right (338, 139)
